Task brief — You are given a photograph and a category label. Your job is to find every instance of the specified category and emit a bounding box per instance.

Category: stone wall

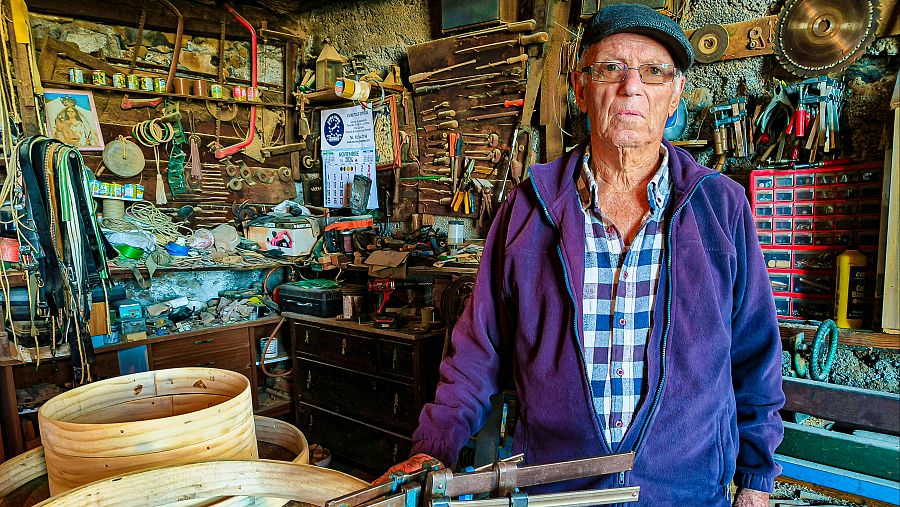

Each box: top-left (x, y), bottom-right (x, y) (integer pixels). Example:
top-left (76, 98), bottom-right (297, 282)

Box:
top-left (30, 14), bottom-right (285, 85)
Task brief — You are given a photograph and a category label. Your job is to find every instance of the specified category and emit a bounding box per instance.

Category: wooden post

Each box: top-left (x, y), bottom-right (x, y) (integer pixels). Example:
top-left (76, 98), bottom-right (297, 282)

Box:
top-left (6, 17), bottom-right (42, 135)
top-left (539, 0), bottom-right (572, 162)
top-left (881, 70), bottom-right (900, 333)
top-left (284, 41), bottom-right (300, 175)
top-left (0, 363), bottom-right (24, 458)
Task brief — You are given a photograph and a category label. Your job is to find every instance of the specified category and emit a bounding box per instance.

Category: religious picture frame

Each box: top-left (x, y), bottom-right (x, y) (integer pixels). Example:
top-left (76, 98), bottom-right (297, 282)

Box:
top-left (373, 94), bottom-right (401, 170)
top-left (43, 88), bottom-right (105, 151)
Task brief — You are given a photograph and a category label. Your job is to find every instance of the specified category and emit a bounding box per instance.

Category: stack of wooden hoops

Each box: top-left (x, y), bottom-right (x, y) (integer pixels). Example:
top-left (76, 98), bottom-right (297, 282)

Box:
top-left (0, 367), bottom-right (367, 506)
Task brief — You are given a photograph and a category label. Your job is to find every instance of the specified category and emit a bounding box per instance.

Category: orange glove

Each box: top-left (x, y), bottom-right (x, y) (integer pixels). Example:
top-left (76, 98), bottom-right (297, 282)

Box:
top-left (372, 453), bottom-right (443, 486)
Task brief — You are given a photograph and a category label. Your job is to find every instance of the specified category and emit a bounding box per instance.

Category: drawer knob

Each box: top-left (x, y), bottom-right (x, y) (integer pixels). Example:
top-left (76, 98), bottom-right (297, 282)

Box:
top-left (194, 339), bottom-right (214, 345)
top-left (341, 338), bottom-right (347, 356)
top-left (392, 349), bottom-right (398, 370)
top-left (392, 443), bottom-right (399, 463)
top-left (305, 329), bottom-right (310, 344)
top-left (393, 393), bottom-right (399, 415)
top-left (306, 371), bottom-right (312, 390)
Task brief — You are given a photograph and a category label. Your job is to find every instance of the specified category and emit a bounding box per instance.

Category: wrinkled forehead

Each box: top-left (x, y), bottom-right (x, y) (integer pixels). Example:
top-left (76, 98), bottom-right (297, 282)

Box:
top-left (581, 33), bottom-right (675, 65)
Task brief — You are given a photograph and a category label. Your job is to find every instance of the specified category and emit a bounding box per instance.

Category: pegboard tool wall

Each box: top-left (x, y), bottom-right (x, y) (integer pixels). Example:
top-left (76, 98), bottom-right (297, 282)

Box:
top-left (407, 31), bottom-right (529, 221)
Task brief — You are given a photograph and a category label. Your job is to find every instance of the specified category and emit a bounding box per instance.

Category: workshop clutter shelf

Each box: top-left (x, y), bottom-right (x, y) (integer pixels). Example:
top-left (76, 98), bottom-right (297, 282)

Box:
top-left (287, 313), bottom-right (444, 475)
top-left (41, 80), bottom-right (294, 108)
top-left (750, 162), bottom-right (883, 322)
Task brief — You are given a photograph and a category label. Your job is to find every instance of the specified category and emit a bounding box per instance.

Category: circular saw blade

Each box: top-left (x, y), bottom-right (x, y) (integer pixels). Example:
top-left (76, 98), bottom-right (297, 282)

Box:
top-left (775, 0), bottom-right (880, 77)
top-left (690, 24), bottom-right (729, 64)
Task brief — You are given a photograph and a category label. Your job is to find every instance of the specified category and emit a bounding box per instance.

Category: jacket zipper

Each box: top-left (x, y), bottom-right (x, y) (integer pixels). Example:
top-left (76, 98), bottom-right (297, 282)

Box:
top-left (632, 173), bottom-right (718, 455)
top-left (529, 178), bottom-right (611, 454)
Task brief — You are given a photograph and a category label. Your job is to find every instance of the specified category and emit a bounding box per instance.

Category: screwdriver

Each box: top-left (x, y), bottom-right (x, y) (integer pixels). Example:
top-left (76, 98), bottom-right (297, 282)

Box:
top-left (471, 99), bottom-right (524, 110)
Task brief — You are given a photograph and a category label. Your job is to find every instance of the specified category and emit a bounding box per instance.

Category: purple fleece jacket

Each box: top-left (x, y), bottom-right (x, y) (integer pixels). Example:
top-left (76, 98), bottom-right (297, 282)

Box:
top-left (411, 141), bottom-right (784, 505)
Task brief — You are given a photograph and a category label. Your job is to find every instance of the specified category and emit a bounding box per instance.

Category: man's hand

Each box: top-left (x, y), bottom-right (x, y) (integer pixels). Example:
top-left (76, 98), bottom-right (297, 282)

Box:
top-left (372, 453), bottom-right (443, 485)
top-left (733, 488), bottom-right (769, 507)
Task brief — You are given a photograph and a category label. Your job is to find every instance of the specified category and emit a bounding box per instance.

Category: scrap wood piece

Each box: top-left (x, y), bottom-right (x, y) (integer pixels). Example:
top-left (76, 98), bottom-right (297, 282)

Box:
top-left (540, 0), bottom-right (572, 161)
top-left (37, 37), bottom-right (123, 78)
top-left (684, 15), bottom-right (777, 61)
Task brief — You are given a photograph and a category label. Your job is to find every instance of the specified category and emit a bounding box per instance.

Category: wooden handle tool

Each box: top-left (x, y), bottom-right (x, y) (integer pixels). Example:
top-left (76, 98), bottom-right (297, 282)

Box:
top-left (475, 53), bottom-right (529, 70)
top-left (409, 59), bottom-right (477, 84)
top-left (456, 19), bottom-right (538, 39)
top-left (422, 120), bottom-right (459, 132)
top-left (456, 32), bottom-right (549, 54)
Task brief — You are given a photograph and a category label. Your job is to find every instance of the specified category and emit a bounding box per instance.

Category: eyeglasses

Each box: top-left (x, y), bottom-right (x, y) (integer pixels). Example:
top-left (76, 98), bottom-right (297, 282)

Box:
top-left (581, 62), bottom-right (678, 84)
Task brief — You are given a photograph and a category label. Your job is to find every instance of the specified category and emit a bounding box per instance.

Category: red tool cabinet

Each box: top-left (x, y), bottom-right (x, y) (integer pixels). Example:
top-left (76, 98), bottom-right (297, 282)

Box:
top-left (750, 162), bottom-right (883, 321)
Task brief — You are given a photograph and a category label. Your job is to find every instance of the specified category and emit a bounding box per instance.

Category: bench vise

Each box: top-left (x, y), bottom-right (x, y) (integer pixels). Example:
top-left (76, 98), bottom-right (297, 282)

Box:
top-left (325, 453), bottom-right (639, 507)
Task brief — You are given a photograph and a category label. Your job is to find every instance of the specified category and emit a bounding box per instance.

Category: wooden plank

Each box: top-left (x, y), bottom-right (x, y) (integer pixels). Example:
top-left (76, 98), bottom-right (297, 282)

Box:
top-left (881, 103), bottom-right (900, 333)
top-left (777, 421), bottom-right (900, 481)
top-left (8, 20), bottom-right (41, 135)
top-left (782, 377), bottom-right (900, 435)
top-left (0, 363), bottom-right (25, 458)
top-left (38, 38), bottom-right (123, 76)
top-left (540, 0), bottom-right (570, 162)
top-left (779, 324), bottom-right (900, 350)
top-left (684, 16), bottom-right (777, 62)
top-left (777, 454), bottom-right (900, 506)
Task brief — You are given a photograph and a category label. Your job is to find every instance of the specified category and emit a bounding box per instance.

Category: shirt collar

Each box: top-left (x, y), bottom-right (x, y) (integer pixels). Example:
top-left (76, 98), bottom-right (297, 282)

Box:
top-left (577, 144), bottom-right (671, 216)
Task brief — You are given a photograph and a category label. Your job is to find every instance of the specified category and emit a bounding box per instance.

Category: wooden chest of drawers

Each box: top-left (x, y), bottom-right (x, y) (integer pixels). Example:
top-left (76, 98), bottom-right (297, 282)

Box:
top-left (286, 313), bottom-right (444, 475)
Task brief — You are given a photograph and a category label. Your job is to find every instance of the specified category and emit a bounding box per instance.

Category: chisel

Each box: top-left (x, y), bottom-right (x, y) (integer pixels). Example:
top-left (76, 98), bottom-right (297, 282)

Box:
top-left (467, 110), bottom-right (520, 121)
top-left (475, 53), bottom-right (529, 70)
top-left (456, 19), bottom-right (538, 39)
top-left (409, 59), bottom-right (478, 84)
top-left (471, 99), bottom-right (524, 110)
top-left (456, 32), bottom-right (549, 54)
top-left (421, 101), bottom-right (450, 115)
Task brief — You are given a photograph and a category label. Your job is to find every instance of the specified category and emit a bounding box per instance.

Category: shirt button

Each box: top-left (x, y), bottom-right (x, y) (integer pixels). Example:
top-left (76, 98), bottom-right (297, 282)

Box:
top-left (619, 318), bottom-right (626, 326)
top-left (616, 368), bottom-right (624, 377)
top-left (606, 226), bottom-right (614, 235)
top-left (615, 421), bottom-right (623, 428)
top-left (623, 271), bottom-right (628, 279)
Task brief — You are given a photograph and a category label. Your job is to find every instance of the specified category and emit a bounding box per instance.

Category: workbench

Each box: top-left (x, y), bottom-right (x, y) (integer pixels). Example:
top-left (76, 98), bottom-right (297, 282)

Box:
top-left (284, 312), bottom-right (445, 475)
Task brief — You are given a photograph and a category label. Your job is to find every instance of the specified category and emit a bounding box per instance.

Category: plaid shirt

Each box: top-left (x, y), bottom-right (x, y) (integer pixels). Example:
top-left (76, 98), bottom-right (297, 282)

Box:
top-left (578, 144), bottom-right (671, 449)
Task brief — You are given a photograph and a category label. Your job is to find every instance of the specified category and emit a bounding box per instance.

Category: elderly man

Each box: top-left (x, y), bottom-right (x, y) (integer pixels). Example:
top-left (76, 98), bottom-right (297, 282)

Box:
top-left (396, 4), bottom-right (784, 506)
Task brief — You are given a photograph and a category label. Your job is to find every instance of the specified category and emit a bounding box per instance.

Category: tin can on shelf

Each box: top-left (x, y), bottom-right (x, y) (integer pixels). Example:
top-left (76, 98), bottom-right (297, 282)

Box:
top-left (140, 76), bottom-right (155, 92)
top-left (68, 68), bottom-right (85, 84)
top-left (209, 83), bottom-right (224, 99)
top-left (91, 70), bottom-right (107, 86)
top-left (112, 73), bottom-right (127, 88)
top-left (127, 74), bottom-right (140, 90)
top-left (155, 78), bottom-right (167, 92)
top-left (232, 85), bottom-right (246, 101)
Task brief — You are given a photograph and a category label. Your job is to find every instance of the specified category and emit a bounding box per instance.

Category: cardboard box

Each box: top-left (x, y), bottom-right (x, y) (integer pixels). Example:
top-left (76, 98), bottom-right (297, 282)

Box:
top-left (247, 216), bottom-right (320, 257)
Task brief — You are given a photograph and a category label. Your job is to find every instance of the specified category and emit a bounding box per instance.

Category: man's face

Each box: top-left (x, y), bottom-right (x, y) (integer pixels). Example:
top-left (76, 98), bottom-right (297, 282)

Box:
top-left (572, 33), bottom-right (685, 150)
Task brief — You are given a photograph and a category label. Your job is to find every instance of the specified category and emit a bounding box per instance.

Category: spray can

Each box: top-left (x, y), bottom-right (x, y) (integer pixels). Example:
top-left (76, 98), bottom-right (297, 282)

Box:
top-left (834, 249), bottom-right (867, 328)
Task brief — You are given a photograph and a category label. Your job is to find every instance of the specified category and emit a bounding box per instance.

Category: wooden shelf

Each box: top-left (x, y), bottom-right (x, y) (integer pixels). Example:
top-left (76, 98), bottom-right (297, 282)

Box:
top-left (107, 262), bottom-right (289, 279)
top-left (42, 80), bottom-right (294, 108)
top-left (299, 85), bottom-right (405, 105)
top-left (0, 315), bottom-right (284, 367)
top-left (779, 323), bottom-right (900, 350)
top-left (0, 263), bottom-right (290, 288)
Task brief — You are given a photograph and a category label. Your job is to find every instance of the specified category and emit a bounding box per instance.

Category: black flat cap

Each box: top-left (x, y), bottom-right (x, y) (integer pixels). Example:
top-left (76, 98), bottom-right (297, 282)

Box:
top-left (581, 3), bottom-right (694, 71)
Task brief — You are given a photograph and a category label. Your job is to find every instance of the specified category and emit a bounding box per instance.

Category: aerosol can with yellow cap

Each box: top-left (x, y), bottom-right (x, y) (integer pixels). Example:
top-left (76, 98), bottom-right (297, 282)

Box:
top-left (834, 249), bottom-right (867, 328)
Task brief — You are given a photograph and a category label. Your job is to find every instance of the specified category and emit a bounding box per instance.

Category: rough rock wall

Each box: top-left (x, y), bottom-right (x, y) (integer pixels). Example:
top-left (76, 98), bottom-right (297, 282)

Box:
top-left (29, 14), bottom-right (285, 85)
top-left (285, 0), bottom-right (435, 77)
